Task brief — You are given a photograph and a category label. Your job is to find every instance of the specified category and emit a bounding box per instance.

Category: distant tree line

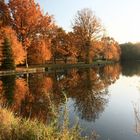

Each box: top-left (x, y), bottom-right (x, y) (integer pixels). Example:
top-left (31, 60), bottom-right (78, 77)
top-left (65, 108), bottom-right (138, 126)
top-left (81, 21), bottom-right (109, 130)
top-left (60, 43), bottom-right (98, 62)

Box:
top-left (0, 0), bottom-right (121, 70)
top-left (120, 42), bottom-right (140, 61)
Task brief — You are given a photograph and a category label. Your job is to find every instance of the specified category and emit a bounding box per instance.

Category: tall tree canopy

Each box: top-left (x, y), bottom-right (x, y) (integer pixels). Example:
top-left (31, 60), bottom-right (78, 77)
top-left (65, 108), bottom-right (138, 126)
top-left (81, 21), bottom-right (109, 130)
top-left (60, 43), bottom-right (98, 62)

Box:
top-left (28, 38), bottom-right (51, 65)
top-left (9, 0), bottom-right (54, 66)
top-left (51, 27), bottom-right (69, 63)
top-left (0, 1), bottom-right (121, 66)
top-left (9, 0), bottom-right (54, 45)
top-left (0, 0), bottom-right (11, 27)
top-left (9, 0), bottom-right (41, 44)
top-left (72, 8), bottom-right (104, 63)
top-left (101, 37), bottom-right (121, 61)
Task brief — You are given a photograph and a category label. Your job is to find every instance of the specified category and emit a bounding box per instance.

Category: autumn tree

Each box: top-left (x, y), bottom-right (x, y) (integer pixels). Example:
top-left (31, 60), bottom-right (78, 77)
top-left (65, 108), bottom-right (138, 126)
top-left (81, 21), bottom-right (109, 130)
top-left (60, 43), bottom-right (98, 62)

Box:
top-left (72, 8), bottom-right (103, 63)
top-left (9, 0), bottom-right (54, 66)
top-left (0, 27), bottom-right (26, 65)
top-left (9, 0), bottom-right (41, 43)
top-left (51, 27), bottom-right (69, 63)
top-left (0, 0), bottom-right (11, 27)
top-left (28, 38), bottom-right (51, 65)
top-left (101, 37), bottom-right (121, 61)
top-left (67, 32), bottom-right (79, 63)
top-left (90, 41), bottom-right (104, 61)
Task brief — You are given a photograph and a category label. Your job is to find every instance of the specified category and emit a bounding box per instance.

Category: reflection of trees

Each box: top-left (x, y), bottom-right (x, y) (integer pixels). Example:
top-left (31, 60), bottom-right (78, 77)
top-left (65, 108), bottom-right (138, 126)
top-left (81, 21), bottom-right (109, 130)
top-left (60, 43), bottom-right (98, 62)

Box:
top-left (57, 64), bottom-right (121, 121)
top-left (0, 63), bottom-right (121, 123)
top-left (0, 75), bottom-right (16, 105)
top-left (70, 73), bottom-right (108, 122)
top-left (51, 70), bottom-right (66, 104)
top-left (18, 73), bottom-right (65, 123)
top-left (101, 63), bottom-right (121, 85)
top-left (0, 74), bottom-right (54, 123)
top-left (0, 76), bottom-right (28, 111)
top-left (20, 73), bottom-right (55, 122)
top-left (0, 73), bottom-right (65, 123)
top-left (62, 68), bottom-right (109, 121)
top-left (12, 78), bottom-right (29, 112)
top-left (121, 61), bottom-right (140, 76)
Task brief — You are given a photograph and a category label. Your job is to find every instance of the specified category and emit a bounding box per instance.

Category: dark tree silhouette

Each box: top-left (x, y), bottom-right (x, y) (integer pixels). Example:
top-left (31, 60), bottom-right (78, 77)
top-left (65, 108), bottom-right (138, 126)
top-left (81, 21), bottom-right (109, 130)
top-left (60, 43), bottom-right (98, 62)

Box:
top-left (1, 38), bottom-right (15, 70)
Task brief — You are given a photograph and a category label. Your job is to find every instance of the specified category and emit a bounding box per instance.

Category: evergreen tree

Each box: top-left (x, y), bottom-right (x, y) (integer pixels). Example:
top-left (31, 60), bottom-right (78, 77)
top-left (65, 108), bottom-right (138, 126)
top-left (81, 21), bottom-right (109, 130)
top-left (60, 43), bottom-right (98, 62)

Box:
top-left (1, 38), bottom-right (15, 70)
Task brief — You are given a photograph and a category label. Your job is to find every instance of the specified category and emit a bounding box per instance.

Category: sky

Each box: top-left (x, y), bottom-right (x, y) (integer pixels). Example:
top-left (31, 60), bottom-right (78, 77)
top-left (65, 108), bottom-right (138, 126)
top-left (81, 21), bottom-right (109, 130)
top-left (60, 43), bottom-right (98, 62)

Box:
top-left (35, 0), bottom-right (140, 43)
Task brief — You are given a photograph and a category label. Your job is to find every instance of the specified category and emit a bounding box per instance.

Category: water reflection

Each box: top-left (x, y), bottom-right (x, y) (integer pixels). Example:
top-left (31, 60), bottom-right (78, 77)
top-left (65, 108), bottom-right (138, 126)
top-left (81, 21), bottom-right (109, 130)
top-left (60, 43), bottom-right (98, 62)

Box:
top-left (60, 66), bottom-right (119, 121)
top-left (1, 62), bottom-right (140, 139)
top-left (121, 61), bottom-right (140, 76)
top-left (1, 75), bottom-right (16, 105)
top-left (0, 63), bottom-right (121, 124)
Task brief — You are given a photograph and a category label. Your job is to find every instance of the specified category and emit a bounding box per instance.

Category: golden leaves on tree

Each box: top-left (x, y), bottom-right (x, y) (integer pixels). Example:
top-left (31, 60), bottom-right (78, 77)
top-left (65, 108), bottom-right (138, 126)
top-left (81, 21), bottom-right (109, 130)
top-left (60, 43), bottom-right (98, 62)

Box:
top-left (8, 0), bottom-right (54, 64)
top-left (0, 1), bottom-right (11, 27)
top-left (28, 39), bottom-right (51, 64)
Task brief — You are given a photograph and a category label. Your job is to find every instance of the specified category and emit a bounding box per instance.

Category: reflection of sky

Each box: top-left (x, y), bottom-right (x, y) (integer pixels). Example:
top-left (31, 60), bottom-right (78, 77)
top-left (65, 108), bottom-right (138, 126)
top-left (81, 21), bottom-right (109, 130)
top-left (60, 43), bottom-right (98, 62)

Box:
top-left (110, 75), bottom-right (140, 102)
top-left (67, 74), bottom-right (140, 140)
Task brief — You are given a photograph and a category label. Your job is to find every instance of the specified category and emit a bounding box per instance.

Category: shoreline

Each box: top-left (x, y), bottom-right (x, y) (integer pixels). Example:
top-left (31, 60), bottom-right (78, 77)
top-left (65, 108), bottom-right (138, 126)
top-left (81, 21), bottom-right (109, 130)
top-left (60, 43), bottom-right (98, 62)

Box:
top-left (0, 60), bottom-right (115, 76)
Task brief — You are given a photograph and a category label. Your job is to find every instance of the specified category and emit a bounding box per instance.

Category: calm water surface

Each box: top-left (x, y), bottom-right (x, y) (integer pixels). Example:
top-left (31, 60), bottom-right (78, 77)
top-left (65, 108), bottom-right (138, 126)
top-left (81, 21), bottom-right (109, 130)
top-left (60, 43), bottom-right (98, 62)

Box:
top-left (1, 62), bottom-right (140, 140)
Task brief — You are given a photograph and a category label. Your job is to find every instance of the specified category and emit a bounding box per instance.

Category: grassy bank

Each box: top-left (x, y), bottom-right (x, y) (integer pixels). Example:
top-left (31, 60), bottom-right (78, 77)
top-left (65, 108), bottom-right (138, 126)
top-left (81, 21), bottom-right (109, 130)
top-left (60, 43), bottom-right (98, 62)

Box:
top-left (0, 108), bottom-right (82, 140)
top-left (0, 108), bottom-right (99, 140)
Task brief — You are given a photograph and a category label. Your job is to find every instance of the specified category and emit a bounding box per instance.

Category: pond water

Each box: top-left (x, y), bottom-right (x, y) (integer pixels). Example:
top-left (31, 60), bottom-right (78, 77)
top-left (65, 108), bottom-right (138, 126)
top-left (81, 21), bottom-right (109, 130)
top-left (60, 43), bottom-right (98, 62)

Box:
top-left (0, 62), bottom-right (140, 140)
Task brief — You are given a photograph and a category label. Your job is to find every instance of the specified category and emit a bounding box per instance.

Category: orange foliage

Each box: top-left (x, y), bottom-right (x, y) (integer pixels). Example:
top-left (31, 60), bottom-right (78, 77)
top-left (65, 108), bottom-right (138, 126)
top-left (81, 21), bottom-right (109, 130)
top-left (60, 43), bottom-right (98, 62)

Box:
top-left (0, 80), bottom-right (6, 105)
top-left (21, 75), bottom-right (54, 121)
top-left (9, 0), bottom-right (41, 44)
top-left (0, 80), bottom-right (2, 90)
top-left (59, 69), bottom-right (81, 88)
top-left (36, 14), bottom-right (54, 39)
top-left (0, 27), bottom-right (26, 64)
top-left (9, 0), bottom-right (54, 65)
top-left (28, 39), bottom-right (51, 64)
top-left (67, 32), bottom-right (79, 59)
top-left (103, 64), bottom-right (121, 82)
top-left (101, 37), bottom-right (121, 61)
top-left (0, 1), bottom-right (11, 27)
top-left (56, 47), bottom-right (69, 55)
top-left (13, 78), bottom-right (29, 110)
top-left (9, 0), bottom-right (54, 47)
top-left (90, 41), bottom-right (104, 61)
top-left (0, 81), bottom-right (3, 101)
top-left (51, 27), bottom-right (69, 62)
top-left (42, 77), bottom-right (53, 92)
top-left (72, 9), bottom-right (103, 63)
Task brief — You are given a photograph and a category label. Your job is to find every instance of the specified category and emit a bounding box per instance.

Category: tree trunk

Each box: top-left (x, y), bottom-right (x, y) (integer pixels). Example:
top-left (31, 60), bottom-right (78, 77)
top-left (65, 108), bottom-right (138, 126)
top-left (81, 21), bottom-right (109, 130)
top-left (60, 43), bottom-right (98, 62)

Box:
top-left (85, 41), bottom-right (90, 64)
